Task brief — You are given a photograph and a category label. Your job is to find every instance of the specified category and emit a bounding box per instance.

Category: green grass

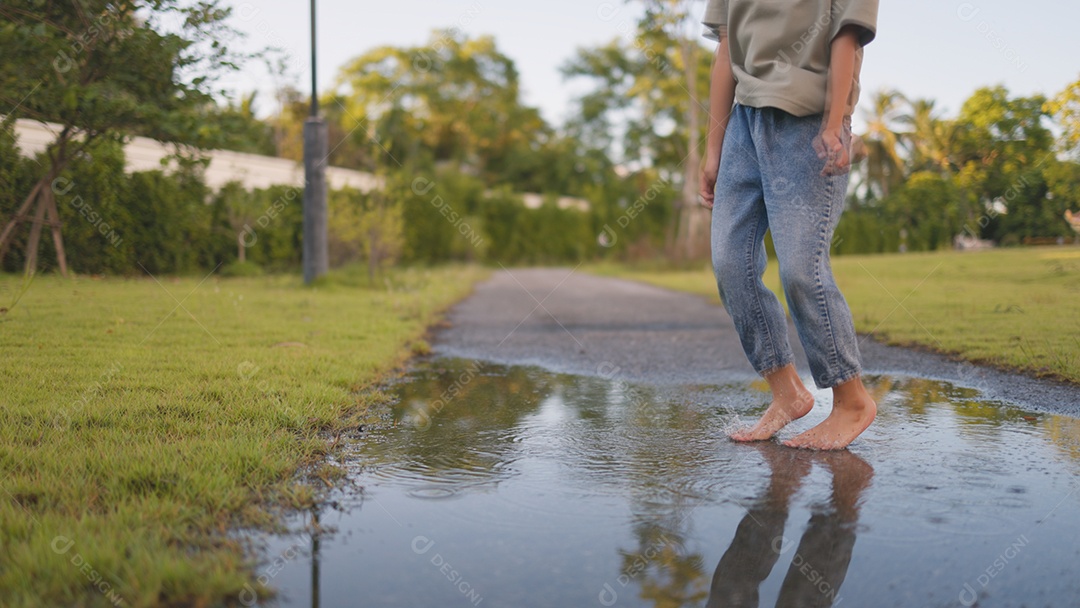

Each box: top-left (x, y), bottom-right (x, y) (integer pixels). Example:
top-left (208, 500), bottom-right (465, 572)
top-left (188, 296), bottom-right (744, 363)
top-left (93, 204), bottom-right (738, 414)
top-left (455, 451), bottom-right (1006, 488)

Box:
top-left (0, 265), bottom-right (487, 607)
top-left (590, 246), bottom-right (1080, 383)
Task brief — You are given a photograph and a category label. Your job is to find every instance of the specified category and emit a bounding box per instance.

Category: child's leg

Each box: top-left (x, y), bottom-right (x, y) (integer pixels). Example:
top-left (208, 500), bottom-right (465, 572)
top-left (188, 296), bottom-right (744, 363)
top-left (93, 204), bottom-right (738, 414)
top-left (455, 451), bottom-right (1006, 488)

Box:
top-left (712, 105), bottom-right (813, 441)
top-left (756, 109), bottom-right (876, 449)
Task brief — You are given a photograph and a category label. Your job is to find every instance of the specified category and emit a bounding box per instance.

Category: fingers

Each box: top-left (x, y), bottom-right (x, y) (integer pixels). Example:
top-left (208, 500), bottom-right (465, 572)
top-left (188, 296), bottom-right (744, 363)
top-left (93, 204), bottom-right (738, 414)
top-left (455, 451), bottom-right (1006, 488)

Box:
top-left (820, 149), bottom-right (850, 176)
top-left (819, 134), bottom-right (851, 176)
top-left (700, 172), bottom-right (716, 208)
top-left (699, 187), bottom-right (715, 209)
top-left (836, 147), bottom-right (850, 171)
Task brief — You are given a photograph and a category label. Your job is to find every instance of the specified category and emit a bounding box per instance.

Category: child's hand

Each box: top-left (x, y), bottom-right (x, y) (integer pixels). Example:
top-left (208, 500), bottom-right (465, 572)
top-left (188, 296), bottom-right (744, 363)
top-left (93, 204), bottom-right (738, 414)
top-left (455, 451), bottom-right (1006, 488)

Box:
top-left (814, 122), bottom-right (852, 176)
top-left (700, 155), bottom-right (720, 209)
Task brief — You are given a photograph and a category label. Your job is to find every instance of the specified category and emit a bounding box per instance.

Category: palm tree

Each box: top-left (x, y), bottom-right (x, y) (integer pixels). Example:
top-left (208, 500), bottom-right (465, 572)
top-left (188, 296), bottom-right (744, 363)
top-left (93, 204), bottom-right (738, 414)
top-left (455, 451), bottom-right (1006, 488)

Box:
top-left (858, 89), bottom-right (907, 201)
top-left (898, 98), bottom-right (956, 174)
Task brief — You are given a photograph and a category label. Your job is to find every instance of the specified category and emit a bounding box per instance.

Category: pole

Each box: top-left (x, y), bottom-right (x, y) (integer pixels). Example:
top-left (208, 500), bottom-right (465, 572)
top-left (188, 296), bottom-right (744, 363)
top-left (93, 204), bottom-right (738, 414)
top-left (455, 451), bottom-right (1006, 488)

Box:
top-left (302, 0), bottom-right (328, 284)
top-left (309, 0), bottom-right (318, 118)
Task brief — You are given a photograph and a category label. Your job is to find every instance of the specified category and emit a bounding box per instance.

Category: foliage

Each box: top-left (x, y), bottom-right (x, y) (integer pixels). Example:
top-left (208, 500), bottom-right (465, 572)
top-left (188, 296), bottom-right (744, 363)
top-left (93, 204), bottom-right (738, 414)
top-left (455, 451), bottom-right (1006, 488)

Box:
top-left (0, 0), bottom-right (245, 145)
top-left (0, 0), bottom-right (251, 273)
top-left (1044, 75), bottom-right (1080, 156)
top-left (879, 172), bottom-right (967, 252)
top-left (328, 186), bottom-right (404, 280)
top-left (847, 84), bottom-right (1076, 252)
top-left (218, 259), bottom-right (264, 277)
top-left (563, 2), bottom-right (708, 167)
top-left (196, 92), bottom-right (278, 156)
top-left (562, 0), bottom-right (711, 258)
top-left (399, 168), bottom-right (600, 266)
top-left (334, 30), bottom-right (545, 178)
top-left (5, 6), bottom-right (1080, 273)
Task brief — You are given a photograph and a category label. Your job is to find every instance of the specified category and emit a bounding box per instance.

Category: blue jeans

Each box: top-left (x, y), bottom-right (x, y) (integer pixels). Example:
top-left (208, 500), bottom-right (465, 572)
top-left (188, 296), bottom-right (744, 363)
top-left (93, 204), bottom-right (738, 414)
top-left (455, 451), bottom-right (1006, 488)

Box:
top-left (711, 104), bottom-right (861, 389)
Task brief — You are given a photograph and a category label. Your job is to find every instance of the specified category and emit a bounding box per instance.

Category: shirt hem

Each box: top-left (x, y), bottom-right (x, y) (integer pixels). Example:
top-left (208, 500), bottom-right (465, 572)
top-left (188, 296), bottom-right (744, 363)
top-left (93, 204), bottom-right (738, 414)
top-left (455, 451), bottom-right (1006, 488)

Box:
top-left (735, 91), bottom-right (823, 118)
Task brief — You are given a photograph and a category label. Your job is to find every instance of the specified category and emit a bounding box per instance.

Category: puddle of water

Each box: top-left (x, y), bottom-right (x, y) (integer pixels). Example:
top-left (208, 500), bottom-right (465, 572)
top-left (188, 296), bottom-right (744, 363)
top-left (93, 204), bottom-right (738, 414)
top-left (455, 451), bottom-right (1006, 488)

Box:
top-left (255, 360), bottom-right (1080, 608)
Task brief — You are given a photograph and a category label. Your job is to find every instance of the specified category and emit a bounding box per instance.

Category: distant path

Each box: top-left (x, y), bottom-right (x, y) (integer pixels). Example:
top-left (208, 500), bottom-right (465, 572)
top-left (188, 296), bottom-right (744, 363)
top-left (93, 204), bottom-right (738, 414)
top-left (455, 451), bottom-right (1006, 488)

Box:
top-left (433, 268), bottom-right (1080, 416)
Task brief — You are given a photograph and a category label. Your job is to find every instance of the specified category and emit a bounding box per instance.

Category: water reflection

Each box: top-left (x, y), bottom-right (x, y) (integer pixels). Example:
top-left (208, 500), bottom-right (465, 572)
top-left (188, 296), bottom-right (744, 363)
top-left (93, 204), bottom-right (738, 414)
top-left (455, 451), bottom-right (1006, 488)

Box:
top-left (310, 507), bottom-right (320, 608)
top-left (255, 360), bottom-right (1080, 608)
top-left (708, 446), bottom-right (871, 608)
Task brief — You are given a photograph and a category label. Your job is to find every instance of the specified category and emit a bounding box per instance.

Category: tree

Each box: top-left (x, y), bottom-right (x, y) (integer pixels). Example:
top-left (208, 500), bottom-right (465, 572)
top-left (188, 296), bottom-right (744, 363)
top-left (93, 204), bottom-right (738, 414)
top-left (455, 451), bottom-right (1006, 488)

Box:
top-left (1043, 158), bottom-right (1080, 242)
top-left (0, 0), bottom-right (245, 275)
top-left (214, 181), bottom-right (264, 264)
top-left (200, 92), bottom-right (277, 157)
top-left (952, 86), bottom-right (1055, 240)
top-left (1045, 75), bottom-right (1080, 157)
top-left (562, 0), bottom-right (712, 260)
top-left (880, 172), bottom-right (964, 251)
top-left (857, 89), bottom-right (907, 201)
top-left (898, 97), bottom-right (956, 175)
top-left (644, 0), bottom-right (710, 261)
top-left (334, 30), bottom-right (549, 182)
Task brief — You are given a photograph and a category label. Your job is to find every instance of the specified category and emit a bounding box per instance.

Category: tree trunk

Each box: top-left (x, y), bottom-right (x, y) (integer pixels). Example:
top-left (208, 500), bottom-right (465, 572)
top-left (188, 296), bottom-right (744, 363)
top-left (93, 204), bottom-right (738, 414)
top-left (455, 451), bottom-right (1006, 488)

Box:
top-left (0, 175), bottom-right (47, 266)
top-left (678, 36), bottom-right (707, 261)
top-left (43, 183), bottom-right (68, 276)
top-left (1, 134), bottom-right (75, 275)
top-left (24, 194), bottom-right (48, 275)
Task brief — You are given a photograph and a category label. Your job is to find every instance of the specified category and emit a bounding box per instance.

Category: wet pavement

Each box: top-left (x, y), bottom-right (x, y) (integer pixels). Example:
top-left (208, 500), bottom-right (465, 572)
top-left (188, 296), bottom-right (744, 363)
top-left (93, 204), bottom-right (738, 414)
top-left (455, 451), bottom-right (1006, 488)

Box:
top-left (254, 269), bottom-right (1080, 607)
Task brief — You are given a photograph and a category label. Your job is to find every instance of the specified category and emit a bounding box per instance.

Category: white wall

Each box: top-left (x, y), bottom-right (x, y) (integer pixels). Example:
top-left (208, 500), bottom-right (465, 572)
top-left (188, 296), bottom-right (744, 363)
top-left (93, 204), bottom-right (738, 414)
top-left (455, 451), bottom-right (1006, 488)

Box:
top-left (11, 119), bottom-right (592, 210)
top-left (11, 119), bottom-right (381, 193)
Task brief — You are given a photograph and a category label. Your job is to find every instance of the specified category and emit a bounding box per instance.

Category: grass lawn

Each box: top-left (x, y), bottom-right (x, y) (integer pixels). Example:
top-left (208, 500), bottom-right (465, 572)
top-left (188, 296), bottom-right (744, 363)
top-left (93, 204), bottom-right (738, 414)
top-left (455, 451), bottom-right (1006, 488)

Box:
top-left (590, 246), bottom-right (1080, 383)
top-left (0, 265), bottom-right (487, 607)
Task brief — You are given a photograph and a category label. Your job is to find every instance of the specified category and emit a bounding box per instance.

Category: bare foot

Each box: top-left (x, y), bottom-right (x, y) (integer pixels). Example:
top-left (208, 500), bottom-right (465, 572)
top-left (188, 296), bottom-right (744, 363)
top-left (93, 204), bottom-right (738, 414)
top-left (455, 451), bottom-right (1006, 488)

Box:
top-left (730, 390), bottom-right (814, 442)
top-left (783, 380), bottom-right (876, 450)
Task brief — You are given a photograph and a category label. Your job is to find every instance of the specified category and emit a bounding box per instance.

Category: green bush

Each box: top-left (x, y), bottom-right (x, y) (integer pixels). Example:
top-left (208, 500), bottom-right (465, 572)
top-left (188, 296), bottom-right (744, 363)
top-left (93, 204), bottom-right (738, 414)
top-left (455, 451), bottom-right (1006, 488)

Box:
top-left (399, 169), bottom-right (602, 266)
top-left (218, 260), bottom-right (264, 277)
top-left (1, 121), bottom-right (662, 273)
top-left (328, 186), bottom-right (404, 278)
top-left (210, 183), bottom-right (303, 271)
top-left (125, 167), bottom-right (215, 274)
top-left (54, 138), bottom-right (137, 274)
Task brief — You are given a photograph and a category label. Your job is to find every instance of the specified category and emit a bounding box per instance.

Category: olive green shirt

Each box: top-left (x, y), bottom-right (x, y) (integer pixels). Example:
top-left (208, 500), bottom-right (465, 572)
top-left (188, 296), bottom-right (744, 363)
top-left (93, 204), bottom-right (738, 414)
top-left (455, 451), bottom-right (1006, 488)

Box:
top-left (702, 0), bottom-right (878, 117)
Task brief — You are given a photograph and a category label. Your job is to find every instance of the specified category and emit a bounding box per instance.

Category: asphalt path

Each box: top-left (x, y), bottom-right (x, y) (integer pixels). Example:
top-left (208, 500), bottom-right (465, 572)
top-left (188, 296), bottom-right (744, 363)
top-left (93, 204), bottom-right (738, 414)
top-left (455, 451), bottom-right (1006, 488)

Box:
top-left (433, 267), bottom-right (1080, 416)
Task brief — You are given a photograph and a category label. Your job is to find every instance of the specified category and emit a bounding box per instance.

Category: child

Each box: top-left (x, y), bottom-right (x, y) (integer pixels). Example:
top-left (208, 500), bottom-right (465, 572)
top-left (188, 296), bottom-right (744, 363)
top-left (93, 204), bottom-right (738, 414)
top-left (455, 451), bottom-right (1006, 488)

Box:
top-left (699, 0), bottom-right (879, 449)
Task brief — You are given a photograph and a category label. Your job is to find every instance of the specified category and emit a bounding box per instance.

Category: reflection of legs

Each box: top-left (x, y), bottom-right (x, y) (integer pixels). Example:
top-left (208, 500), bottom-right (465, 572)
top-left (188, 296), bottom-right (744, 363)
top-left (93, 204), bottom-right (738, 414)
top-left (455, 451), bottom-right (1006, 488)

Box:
top-left (775, 451), bottom-right (874, 607)
top-left (774, 513), bottom-right (854, 608)
top-left (708, 508), bottom-right (785, 608)
top-left (708, 445), bottom-right (813, 608)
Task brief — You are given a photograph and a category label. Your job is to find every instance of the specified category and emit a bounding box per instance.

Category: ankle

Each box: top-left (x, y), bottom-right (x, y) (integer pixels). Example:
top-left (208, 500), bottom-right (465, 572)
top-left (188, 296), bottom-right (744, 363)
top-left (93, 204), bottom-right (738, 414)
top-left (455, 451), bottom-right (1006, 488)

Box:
top-left (764, 365), bottom-right (811, 403)
top-left (831, 387), bottom-right (875, 414)
top-left (835, 395), bottom-right (874, 413)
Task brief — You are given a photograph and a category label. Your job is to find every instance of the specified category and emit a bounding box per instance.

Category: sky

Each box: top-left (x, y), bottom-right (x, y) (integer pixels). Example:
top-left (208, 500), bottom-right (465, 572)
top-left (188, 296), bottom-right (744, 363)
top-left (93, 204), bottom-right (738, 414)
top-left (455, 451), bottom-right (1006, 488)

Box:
top-left (219, 0), bottom-right (1080, 130)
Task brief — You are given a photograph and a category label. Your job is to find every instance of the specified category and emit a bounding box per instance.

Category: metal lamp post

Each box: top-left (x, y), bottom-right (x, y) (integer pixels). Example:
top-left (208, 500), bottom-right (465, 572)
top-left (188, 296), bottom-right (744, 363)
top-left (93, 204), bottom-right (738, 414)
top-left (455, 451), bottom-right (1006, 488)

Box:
top-left (302, 0), bottom-right (329, 284)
